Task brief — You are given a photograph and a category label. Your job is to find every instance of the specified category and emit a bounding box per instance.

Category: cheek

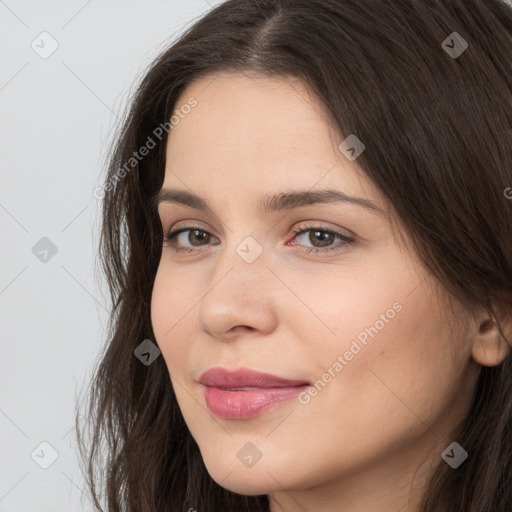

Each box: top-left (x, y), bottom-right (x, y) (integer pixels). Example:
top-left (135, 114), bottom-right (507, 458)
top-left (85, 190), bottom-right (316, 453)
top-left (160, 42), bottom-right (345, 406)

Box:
top-left (281, 262), bottom-right (407, 360)
top-left (326, 297), bottom-right (459, 435)
top-left (289, 263), bottom-right (461, 425)
top-left (150, 267), bottom-right (192, 370)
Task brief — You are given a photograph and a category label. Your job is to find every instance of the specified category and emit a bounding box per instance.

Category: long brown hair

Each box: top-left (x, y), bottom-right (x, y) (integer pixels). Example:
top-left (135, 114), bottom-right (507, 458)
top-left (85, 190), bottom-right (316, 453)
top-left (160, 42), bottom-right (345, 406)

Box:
top-left (76, 1), bottom-right (512, 510)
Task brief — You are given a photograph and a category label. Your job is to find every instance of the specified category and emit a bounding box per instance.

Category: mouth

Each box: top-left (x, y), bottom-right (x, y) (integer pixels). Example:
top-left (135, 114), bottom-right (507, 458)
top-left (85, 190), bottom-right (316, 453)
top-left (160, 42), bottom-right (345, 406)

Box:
top-left (198, 367), bottom-right (311, 420)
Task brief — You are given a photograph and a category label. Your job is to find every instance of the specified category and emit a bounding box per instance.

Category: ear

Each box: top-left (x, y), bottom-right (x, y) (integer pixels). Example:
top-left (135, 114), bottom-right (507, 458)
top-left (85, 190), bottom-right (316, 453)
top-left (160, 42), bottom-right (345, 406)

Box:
top-left (471, 310), bottom-right (512, 367)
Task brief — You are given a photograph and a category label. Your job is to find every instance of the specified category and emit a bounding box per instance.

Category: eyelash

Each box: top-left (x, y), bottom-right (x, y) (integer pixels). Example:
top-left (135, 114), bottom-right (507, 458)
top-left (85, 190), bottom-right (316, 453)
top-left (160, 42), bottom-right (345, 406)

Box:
top-left (163, 223), bottom-right (354, 255)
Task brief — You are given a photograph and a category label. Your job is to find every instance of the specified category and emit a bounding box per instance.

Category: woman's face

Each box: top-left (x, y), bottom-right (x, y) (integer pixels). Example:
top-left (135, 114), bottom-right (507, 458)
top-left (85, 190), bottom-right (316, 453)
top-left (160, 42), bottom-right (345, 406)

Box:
top-left (151, 72), bottom-right (480, 507)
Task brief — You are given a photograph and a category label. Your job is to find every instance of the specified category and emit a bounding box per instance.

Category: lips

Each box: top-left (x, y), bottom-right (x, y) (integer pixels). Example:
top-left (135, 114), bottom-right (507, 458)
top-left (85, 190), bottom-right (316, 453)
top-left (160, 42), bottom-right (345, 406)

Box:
top-left (198, 367), bottom-right (311, 420)
top-left (199, 367), bottom-right (310, 389)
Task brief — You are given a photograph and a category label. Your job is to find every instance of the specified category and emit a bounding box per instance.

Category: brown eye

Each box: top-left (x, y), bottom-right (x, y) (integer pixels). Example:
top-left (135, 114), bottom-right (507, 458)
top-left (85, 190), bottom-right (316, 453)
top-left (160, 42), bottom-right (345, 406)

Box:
top-left (163, 227), bottom-right (219, 252)
top-left (289, 224), bottom-right (354, 254)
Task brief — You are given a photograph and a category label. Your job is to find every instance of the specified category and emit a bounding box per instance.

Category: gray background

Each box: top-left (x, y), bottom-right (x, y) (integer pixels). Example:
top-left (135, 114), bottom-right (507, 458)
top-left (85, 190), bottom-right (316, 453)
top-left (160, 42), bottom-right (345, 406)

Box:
top-left (1, 0), bottom-right (511, 511)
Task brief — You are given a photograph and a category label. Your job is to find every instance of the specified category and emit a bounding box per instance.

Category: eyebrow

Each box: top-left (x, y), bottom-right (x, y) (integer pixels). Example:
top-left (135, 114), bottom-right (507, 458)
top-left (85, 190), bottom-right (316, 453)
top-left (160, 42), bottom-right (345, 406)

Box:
top-left (151, 187), bottom-right (384, 216)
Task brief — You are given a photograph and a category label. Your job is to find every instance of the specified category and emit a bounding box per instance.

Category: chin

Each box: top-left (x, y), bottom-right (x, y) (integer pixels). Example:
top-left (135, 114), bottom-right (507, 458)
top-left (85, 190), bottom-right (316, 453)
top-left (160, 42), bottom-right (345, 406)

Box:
top-left (201, 455), bottom-right (288, 496)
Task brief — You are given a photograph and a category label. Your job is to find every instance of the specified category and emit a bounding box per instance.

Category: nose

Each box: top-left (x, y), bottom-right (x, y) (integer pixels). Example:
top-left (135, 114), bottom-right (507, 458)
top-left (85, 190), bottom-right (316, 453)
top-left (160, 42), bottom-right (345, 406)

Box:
top-left (196, 238), bottom-right (279, 342)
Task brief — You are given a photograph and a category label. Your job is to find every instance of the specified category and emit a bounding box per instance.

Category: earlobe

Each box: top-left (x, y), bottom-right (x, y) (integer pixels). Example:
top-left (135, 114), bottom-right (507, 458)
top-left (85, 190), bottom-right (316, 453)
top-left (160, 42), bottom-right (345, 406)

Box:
top-left (471, 314), bottom-right (512, 367)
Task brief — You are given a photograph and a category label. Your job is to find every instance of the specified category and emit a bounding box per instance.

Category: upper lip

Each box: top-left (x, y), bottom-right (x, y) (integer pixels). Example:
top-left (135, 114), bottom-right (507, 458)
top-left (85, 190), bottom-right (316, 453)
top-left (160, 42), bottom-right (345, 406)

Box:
top-left (198, 367), bottom-right (310, 389)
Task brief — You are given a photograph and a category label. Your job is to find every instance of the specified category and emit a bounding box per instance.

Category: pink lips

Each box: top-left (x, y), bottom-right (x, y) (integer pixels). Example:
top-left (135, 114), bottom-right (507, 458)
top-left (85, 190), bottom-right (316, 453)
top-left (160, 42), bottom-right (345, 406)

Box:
top-left (199, 367), bottom-right (310, 420)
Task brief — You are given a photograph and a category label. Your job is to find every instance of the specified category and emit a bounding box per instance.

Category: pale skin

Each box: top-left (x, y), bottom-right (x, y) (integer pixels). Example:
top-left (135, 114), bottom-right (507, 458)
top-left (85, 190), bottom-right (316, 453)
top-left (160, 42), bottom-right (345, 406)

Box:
top-left (150, 72), bottom-right (511, 512)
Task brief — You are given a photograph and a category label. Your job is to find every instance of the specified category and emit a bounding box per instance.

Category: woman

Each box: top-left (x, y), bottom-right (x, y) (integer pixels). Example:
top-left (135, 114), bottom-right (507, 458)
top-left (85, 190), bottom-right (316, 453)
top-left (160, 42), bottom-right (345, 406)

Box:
top-left (77, 0), bottom-right (512, 510)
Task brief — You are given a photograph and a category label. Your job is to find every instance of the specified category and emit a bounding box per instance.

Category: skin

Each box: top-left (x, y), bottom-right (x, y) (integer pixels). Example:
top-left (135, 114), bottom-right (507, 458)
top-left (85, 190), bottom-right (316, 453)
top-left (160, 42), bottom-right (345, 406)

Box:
top-left (150, 72), bottom-right (510, 512)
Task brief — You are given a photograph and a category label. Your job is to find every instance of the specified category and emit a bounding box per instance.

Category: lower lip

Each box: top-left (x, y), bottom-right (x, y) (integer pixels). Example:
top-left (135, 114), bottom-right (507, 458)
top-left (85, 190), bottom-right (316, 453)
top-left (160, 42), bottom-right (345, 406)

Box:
top-left (202, 385), bottom-right (309, 419)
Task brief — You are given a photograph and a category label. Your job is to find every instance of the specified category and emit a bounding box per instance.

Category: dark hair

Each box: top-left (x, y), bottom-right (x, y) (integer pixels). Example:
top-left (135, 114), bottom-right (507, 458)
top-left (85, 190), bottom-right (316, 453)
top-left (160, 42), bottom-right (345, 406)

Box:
top-left (76, 0), bottom-right (512, 510)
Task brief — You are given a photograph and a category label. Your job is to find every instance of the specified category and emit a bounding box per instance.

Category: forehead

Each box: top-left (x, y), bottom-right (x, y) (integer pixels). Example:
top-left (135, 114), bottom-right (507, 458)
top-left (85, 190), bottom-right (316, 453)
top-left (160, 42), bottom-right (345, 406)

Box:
top-left (172, 71), bottom-right (331, 132)
top-left (167, 73), bottom-right (334, 159)
top-left (162, 72), bottom-right (378, 206)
